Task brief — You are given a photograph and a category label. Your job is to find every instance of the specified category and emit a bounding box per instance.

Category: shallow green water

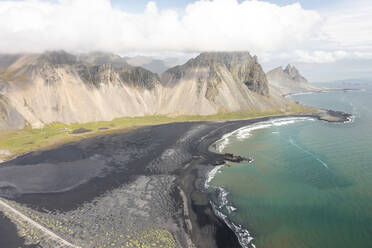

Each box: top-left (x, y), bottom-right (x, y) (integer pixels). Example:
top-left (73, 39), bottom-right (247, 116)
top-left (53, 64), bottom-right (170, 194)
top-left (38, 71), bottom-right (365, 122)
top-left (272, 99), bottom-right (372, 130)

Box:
top-left (211, 82), bottom-right (372, 248)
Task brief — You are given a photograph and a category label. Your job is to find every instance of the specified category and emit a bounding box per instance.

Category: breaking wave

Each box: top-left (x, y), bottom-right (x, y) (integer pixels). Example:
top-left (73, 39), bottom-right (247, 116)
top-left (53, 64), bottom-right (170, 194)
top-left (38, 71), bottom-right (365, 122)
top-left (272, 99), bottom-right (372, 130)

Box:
top-left (284, 91), bottom-right (319, 98)
top-left (205, 165), bottom-right (224, 188)
top-left (210, 187), bottom-right (255, 248)
top-left (215, 117), bottom-right (314, 153)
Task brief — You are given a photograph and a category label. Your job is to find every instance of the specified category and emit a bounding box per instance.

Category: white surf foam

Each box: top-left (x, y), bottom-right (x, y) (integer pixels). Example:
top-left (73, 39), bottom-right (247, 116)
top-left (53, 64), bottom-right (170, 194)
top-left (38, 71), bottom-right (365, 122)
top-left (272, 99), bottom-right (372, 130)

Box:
top-left (211, 190), bottom-right (255, 248)
top-left (205, 165), bottom-right (224, 189)
top-left (215, 117), bottom-right (314, 153)
top-left (345, 115), bottom-right (356, 123)
top-left (215, 187), bottom-right (237, 213)
top-left (284, 91), bottom-right (319, 98)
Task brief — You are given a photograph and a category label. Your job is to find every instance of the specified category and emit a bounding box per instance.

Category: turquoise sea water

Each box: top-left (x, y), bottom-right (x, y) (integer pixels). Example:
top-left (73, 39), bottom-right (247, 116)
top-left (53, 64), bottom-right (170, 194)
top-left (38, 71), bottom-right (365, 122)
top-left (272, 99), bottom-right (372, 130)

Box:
top-left (210, 81), bottom-right (372, 248)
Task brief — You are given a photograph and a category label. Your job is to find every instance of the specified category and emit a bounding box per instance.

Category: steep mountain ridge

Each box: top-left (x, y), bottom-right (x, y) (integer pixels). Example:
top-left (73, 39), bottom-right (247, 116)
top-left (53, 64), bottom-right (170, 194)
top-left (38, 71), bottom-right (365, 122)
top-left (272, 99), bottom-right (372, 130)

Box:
top-left (267, 64), bottom-right (321, 95)
top-left (163, 52), bottom-right (269, 95)
top-left (159, 52), bottom-right (286, 115)
top-left (0, 51), bottom-right (292, 130)
top-left (79, 51), bottom-right (129, 69)
top-left (0, 54), bottom-right (22, 69)
top-left (284, 64), bottom-right (307, 83)
top-left (0, 95), bottom-right (26, 130)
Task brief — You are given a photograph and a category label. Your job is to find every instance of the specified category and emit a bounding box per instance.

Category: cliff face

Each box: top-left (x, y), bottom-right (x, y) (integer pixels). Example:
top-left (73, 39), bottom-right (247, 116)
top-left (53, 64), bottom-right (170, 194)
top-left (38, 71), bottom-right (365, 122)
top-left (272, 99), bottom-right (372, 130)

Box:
top-left (0, 51), bottom-right (163, 129)
top-left (160, 52), bottom-right (286, 116)
top-left (163, 52), bottom-right (269, 95)
top-left (0, 94), bottom-right (25, 130)
top-left (267, 64), bottom-right (321, 95)
top-left (78, 51), bottom-right (129, 69)
top-left (283, 64), bottom-right (307, 84)
top-left (0, 51), bottom-right (291, 130)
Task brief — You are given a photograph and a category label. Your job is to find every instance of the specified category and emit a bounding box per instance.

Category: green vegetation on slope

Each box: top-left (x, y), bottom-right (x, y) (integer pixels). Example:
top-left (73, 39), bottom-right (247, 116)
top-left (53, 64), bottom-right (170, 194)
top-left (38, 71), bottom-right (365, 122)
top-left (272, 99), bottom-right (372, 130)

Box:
top-left (0, 104), bottom-right (317, 160)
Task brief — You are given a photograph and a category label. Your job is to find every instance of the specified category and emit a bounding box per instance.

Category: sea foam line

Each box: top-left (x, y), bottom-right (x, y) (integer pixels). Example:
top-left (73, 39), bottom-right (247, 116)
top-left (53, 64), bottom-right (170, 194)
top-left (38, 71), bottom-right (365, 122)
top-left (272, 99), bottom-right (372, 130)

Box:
top-left (288, 138), bottom-right (328, 168)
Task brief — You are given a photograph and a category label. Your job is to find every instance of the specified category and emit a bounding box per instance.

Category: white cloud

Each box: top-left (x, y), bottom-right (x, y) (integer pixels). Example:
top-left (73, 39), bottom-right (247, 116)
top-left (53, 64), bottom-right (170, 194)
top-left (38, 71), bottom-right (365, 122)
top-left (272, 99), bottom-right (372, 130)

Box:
top-left (321, 0), bottom-right (372, 52)
top-left (261, 49), bottom-right (372, 67)
top-left (0, 0), bottom-right (370, 70)
top-left (0, 0), bottom-right (321, 55)
top-left (294, 50), bottom-right (350, 63)
top-left (145, 1), bottom-right (158, 14)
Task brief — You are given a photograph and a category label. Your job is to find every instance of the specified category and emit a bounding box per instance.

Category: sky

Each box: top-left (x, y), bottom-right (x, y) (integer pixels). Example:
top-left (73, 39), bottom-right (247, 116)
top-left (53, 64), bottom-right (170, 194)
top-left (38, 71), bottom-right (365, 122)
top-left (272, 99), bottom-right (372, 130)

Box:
top-left (110, 0), bottom-right (344, 13)
top-left (0, 0), bottom-right (371, 82)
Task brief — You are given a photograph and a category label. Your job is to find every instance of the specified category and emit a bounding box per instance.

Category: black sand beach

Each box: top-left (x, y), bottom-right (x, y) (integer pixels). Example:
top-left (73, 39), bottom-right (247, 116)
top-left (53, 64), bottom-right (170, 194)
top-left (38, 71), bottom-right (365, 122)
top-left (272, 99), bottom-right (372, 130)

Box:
top-left (0, 112), bottom-right (350, 247)
top-left (0, 212), bottom-right (28, 248)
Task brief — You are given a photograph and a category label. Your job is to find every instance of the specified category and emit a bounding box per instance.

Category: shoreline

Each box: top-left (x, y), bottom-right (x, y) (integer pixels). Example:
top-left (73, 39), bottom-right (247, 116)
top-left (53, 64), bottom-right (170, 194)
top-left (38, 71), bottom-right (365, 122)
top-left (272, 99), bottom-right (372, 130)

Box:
top-left (173, 112), bottom-right (350, 247)
top-left (0, 111), bottom-right (350, 247)
top-left (191, 116), bottom-right (315, 248)
top-left (175, 111), bottom-right (352, 247)
top-left (204, 117), bottom-right (319, 248)
top-left (283, 87), bottom-right (362, 98)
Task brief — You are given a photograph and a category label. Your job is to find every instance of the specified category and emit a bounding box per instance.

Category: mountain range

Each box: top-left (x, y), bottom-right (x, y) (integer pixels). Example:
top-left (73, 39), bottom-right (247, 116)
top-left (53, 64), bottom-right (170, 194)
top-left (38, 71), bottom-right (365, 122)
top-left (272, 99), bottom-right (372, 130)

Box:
top-left (0, 51), bottom-right (313, 130)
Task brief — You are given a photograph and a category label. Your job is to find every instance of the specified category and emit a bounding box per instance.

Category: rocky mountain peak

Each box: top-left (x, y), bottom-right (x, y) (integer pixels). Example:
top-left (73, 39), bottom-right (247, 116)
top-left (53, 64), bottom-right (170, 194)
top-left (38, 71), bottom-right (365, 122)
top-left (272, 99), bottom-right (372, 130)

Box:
top-left (77, 62), bottom-right (160, 90)
top-left (6, 51), bottom-right (159, 90)
top-left (79, 51), bottom-right (129, 69)
top-left (266, 64), bottom-right (319, 95)
top-left (37, 50), bottom-right (77, 66)
top-left (118, 66), bottom-right (161, 89)
top-left (162, 51), bottom-right (269, 96)
top-left (283, 64), bottom-right (307, 83)
top-left (188, 52), bottom-right (253, 68)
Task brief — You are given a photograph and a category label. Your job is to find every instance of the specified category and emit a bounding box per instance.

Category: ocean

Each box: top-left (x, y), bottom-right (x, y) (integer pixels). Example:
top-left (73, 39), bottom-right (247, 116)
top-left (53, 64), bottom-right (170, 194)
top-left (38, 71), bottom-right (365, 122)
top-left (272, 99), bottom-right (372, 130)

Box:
top-left (209, 81), bottom-right (372, 248)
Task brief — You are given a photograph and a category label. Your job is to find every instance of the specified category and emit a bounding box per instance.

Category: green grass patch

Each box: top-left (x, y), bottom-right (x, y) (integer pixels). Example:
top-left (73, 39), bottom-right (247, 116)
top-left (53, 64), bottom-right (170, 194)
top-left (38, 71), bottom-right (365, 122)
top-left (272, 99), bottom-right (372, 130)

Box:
top-left (0, 103), bottom-right (316, 159)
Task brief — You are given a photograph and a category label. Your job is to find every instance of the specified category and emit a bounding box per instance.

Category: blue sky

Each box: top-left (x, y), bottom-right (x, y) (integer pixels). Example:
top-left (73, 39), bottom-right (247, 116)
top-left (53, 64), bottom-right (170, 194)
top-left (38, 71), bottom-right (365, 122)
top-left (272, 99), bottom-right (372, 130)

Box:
top-left (255, 0), bottom-right (341, 9)
top-left (111, 0), bottom-right (342, 12)
top-left (111, 0), bottom-right (190, 13)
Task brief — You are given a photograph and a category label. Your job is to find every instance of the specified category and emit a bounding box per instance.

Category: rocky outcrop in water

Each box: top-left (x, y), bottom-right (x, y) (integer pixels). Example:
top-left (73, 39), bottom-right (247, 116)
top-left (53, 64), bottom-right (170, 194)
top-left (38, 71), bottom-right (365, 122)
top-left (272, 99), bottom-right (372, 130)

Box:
top-left (0, 51), bottom-right (291, 130)
top-left (223, 153), bottom-right (253, 163)
top-left (317, 110), bottom-right (354, 123)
